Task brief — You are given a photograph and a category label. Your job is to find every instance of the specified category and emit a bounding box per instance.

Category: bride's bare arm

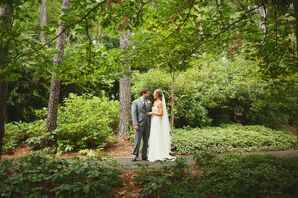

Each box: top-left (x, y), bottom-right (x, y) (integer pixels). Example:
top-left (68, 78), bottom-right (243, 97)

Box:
top-left (148, 102), bottom-right (163, 116)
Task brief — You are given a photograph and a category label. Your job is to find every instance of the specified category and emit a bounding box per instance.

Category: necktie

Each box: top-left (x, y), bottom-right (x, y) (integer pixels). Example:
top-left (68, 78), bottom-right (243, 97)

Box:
top-left (143, 99), bottom-right (147, 110)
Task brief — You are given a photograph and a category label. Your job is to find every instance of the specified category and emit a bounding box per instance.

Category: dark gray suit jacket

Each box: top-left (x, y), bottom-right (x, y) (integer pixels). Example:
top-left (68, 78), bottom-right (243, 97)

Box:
top-left (131, 98), bottom-right (152, 128)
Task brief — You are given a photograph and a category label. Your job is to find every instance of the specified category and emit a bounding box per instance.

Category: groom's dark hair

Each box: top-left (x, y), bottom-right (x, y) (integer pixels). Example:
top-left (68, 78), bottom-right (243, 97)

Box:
top-left (140, 89), bottom-right (149, 96)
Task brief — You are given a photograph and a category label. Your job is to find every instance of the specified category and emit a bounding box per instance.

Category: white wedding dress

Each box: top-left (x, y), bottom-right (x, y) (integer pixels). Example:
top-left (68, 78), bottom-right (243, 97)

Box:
top-left (148, 94), bottom-right (175, 162)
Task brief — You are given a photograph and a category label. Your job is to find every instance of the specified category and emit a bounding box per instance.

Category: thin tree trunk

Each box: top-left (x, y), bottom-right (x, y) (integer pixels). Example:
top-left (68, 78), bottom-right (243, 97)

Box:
top-left (206, 62), bottom-right (209, 79)
top-left (170, 72), bottom-right (175, 130)
top-left (46, 0), bottom-right (70, 132)
top-left (293, 0), bottom-right (298, 143)
top-left (215, 0), bottom-right (222, 19)
top-left (39, 0), bottom-right (47, 43)
top-left (118, 32), bottom-right (131, 138)
top-left (0, 1), bottom-right (13, 160)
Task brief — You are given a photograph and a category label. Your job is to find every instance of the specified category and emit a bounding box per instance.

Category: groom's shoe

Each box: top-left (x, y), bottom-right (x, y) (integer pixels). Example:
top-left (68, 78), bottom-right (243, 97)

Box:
top-left (142, 157), bottom-right (148, 161)
top-left (131, 157), bottom-right (138, 162)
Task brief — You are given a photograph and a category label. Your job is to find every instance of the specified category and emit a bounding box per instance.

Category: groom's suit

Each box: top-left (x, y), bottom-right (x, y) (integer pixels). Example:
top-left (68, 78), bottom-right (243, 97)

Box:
top-left (131, 97), bottom-right (152, 160)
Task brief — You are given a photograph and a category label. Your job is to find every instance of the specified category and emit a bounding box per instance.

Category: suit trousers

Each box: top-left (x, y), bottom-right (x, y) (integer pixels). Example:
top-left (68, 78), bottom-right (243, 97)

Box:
top-left (132, 123), bottom-right (150, 159)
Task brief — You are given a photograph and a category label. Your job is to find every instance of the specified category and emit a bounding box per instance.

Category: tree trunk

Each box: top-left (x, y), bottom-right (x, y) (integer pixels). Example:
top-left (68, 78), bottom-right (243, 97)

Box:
top-left (0, 1), bottom-right (13, 160)
top-left (215, 0), bottom-right (222, 18)
top-left (39, 0), bottom-right (47, 43)
top-left (46, 0), bottom-right (70, 132)
top-left (206, 62), bottom-right (209, 79)
top-left (170, 72), bottom-right (175, 130)
top-left (293, 0), bottom-right (298, 143)
top-left (117, 32), bottom-right (132, 138)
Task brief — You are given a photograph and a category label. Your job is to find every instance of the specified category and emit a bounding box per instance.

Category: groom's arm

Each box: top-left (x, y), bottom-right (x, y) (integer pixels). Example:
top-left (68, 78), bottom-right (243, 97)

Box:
top-left (131, 101), bottom-right (139, 127)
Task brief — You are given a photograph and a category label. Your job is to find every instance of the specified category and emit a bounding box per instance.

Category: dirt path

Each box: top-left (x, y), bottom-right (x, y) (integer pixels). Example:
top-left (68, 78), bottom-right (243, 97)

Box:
top-left (113, 170), bottom-right (140, 198)
top-left (2, 139), bottom-right (298, 167)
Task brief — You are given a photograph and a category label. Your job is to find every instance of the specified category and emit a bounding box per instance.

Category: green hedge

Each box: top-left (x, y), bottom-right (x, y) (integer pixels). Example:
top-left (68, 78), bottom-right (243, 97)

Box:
top-left (172, 124), bottom-right (297, 154)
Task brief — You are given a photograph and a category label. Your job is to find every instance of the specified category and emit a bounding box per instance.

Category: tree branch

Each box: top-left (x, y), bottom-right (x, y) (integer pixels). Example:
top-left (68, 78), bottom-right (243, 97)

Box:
top-left (260, 4), bottom-right (268, 45)
top-left (133, 0), bottom-right (151, 27)
top-left (165, 0), bottom-right (195, 39)
top-left (85, 18), bottom-right (93, 67)
top-left (215, 0), bottom-right (222, 18)
top-left (189, 4), bottom-right (262, 56)
top-left (12, 0), bottom-right (107, 62)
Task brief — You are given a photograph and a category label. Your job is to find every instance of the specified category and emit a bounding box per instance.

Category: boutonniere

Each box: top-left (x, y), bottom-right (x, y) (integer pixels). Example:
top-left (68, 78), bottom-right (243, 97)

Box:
top-left (147, 101), bottom-right (151, 104)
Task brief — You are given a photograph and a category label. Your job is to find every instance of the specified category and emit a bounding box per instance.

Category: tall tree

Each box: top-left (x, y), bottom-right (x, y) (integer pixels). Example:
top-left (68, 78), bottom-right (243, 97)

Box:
top-left (116, 0), bottom-right (148, 138)
top-left (39, 0), bottom-right (47, 43)
top-left (0, 0), bottom-right (13, 160)
top-left (118, 31), bottom-right (131, 138)
top-left (46, 0), bottom-right (70, 132)
top-left (294, 0), bottom-right (298, 142)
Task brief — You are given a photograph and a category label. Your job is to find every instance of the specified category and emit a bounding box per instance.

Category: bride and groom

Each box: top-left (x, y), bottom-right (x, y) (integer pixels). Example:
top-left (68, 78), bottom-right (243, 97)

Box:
top-left (131, 88), bottom-right (175, 162)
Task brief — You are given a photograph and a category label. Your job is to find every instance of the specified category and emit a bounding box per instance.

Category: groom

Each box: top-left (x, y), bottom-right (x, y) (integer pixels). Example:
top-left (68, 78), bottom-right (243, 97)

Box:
top-left (131, 89), bottom-right (152, 162)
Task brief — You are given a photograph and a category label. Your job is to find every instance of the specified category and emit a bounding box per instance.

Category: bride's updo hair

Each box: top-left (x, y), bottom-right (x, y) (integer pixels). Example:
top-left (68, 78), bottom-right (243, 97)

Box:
top-left (154, 89), bottom-right (163, 99)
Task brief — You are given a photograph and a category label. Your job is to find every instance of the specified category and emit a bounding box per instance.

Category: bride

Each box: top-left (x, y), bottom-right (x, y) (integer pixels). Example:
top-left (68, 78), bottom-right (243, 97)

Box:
top-left (147, 89), bottom-right (175, 162)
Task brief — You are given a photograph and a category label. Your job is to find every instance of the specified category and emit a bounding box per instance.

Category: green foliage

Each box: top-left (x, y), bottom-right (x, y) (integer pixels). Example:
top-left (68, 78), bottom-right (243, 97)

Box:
top-left (7, 77), bottom-right (49, 122)
top-left (5, 0), bottom-right (121, 122)
top-left (135, 154), bottom-right (298, 198)
top-left (195, 154), bottom-right (298, 197)
top-left (4, 120), bottom-right (45, 153)
top-left (4, 94), bottom-right (119, 153)
top-left (132, 54), bottom-right (296, 128)
top-left (52, 93), bottom-right (119, 153)
top-left (132, 69), bottom-right (211, 127)
top-left (172, 124), bottom-right (297, 154)
top-left (247, 81), bottom-right (297, 128)
top-left (5, 0), bottom-right (296, 128)
top-left (0, 154), bottom-right (121, 197)
top-left (135, 158), bottom-right (198, 198)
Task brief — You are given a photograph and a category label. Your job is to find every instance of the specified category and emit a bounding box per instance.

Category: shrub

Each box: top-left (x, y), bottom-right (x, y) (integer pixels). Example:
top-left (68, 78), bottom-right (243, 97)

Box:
top-left (3, 94), bottom-right (119, 153)
top-left (3, 120), bottom-right (45, 153)
top-left (52, 94), bottom-right (119, 152)
top-left (132, 69), bottom-right (211, 127)
top-left (131, 55), bottom-right (297, 128)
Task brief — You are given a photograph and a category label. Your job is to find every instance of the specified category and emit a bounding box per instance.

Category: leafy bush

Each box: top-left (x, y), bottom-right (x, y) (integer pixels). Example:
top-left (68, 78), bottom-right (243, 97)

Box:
top-left (132, 55), bottom-right (297, 128)
top-left (0, 154), bottom-right (121, 197)
top-left (132, 69), bottom-right (211, 127)
top-left (3, 94), bottom-right (119, 153)
top-left (135, 154), bottom-right (298, 197)
top-left (53, 94), bottom-right (119, 152)
top-left (3, 120), bottom-right (45, 152)
top-left (172, 124), bottom-right (297, 154)
top-left (247, 82), bottom-right (297, 128)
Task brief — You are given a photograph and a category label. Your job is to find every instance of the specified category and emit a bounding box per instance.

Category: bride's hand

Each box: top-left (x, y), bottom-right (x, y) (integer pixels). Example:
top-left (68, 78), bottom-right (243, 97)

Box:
top-left (147, 112), bottom-right (153, 115)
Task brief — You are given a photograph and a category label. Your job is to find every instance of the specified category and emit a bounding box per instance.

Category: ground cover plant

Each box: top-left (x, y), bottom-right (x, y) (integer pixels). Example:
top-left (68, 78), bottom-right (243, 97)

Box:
top-left (135, 154), bottom-right (298, 198)
top-left (0, 154), bottom-right (121, 197)
top-left (172, 124), bottom-right (297, 154)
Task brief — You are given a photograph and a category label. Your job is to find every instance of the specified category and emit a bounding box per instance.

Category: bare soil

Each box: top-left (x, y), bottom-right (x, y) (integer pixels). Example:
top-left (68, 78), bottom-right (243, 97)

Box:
top-left (113, 170), bottom-right (140, 198)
